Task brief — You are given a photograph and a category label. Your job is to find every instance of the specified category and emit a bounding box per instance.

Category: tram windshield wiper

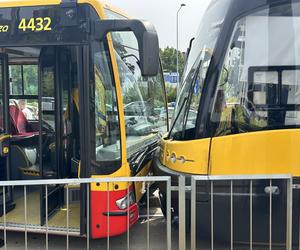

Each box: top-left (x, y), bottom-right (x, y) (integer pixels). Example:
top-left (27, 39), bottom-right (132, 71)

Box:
top-left (168, 60), bottom-right (202, 139)
top-left (167, 96), bottom-right (188, 139)
top-left (180, 61), bottom-right (202, 138)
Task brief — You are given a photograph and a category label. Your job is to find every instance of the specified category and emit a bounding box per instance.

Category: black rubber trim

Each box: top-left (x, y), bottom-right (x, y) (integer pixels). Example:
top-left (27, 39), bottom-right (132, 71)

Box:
top-left (152, 156), bottom-right (195, 180)
top-left (152, 157), bottom-right (210, 201)
top-left (103, 211), bottom-right (128, 217)
top-left (61, 0), bottom-right (77, 7)
top-left (61, 0), bottom-right (77, 3)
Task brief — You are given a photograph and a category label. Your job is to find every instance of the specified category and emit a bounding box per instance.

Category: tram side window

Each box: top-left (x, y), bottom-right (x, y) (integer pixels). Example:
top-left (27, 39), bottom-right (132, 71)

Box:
top-left (211, 2), bottom-right (300, 136)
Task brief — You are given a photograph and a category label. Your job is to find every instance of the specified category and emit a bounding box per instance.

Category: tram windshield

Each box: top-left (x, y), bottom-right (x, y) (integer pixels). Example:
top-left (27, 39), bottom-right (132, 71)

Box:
top-left (169, 0), bottom-right (231, 140)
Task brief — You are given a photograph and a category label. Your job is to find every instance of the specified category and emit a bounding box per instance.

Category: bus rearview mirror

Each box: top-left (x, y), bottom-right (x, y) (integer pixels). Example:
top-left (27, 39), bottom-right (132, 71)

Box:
top-left (94, 19), bottom-right (159, 77)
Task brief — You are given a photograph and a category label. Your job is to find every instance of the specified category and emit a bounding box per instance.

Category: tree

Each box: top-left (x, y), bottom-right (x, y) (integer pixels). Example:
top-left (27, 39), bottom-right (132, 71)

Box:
top-left (160, 47), bottom-right (185, 103)
top-left (159, 47), bottom-right (185, 78)
top-left (165, 83), bottom-right (177, 103)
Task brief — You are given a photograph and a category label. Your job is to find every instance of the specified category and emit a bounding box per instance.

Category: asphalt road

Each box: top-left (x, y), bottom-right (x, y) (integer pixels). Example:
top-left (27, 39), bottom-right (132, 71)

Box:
top-left (0, 207), bottom-right (172, 250)
top-left (0, 223), bottom-right (284, 250)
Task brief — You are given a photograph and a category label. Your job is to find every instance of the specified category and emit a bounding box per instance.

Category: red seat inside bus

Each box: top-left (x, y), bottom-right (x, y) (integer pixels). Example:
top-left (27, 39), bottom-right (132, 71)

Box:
top-left (9, 104), bottom-right (38, 136)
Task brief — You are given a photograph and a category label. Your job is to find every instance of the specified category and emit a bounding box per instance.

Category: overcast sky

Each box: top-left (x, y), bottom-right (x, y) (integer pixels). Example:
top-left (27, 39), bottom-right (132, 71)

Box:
top-left (107, 0), bottom-right (211, 51)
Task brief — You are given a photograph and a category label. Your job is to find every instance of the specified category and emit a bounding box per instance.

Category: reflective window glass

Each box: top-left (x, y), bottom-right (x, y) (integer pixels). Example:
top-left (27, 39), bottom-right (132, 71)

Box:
top-left (105, 8), bottom-right (168, 158)
top-left (169, 0), bottom-right (231, 140)
top-left (211, 1), bottom-right (300, 136)
top-left (91, 41), bottom-right (121, 169)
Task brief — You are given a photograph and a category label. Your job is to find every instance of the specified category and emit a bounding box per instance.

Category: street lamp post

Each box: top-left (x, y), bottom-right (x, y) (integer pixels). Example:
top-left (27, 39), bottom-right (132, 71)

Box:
top-left (176, 3), bottom-right (186, 95)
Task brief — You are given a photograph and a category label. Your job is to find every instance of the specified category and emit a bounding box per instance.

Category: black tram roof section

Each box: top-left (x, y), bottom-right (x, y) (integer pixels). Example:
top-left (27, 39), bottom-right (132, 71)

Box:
top-left (227, 0), bottom-right (300, 20)
top-left (61, 0), bottom-right (78, 8)
top-left (61, 0), bottom-right (77, 2)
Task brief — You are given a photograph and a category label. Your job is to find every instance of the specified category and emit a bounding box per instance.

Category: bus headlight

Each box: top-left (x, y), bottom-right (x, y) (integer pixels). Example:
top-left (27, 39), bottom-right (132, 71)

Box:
top-left (116, 191), bottom-right (135, 210)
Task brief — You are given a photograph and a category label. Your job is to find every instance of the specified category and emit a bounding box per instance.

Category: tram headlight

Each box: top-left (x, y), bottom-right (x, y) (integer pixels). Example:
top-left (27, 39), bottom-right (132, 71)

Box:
top-left (116, 191), bottom-right (135, 210)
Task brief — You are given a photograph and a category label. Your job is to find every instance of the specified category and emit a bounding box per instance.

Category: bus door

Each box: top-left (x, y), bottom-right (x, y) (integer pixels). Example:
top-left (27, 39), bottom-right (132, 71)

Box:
top-left (0, 53), bottom-right (14, 214)
top-left (77, 45), bottom-right (90, 236)
top-left (39, 47), bottom-right (72, 224)
top-left (56, 48), bottom-right (73, 179)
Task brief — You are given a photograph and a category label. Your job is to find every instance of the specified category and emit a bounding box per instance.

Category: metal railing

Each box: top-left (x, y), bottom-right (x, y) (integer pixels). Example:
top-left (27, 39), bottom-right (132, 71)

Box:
top-left (0, 176), bottom-right (171, 250)
top-left (188, 175), bottom-right (293, 250)
top-left (0, 174), bottom-right (295, 250)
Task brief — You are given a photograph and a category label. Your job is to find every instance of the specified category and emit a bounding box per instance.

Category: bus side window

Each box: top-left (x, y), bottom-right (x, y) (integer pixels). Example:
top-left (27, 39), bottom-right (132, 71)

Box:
top-left (91, 40), bottom-right (122, 173)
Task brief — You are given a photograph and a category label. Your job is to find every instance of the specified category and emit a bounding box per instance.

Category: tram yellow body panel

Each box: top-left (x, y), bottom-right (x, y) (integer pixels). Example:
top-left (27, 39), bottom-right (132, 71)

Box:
top-left (161, 138), bottom-right (210, 175)
top-left (210, 129), bottom-right (300, 176)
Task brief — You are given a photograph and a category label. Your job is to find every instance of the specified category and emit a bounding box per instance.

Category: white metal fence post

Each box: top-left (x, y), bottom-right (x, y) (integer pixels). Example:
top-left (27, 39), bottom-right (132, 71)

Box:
top-left (191, 177), bottom-right (196, 250)
top-left (178, 175), bottom-right (186, 250)
top-left (286, 177), bottom-right (293, 250)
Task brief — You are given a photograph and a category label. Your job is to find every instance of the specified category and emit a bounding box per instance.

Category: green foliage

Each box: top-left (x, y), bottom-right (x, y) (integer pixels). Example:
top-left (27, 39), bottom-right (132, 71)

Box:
top-left (122, 76), bottom-right (165, 110)
top-left (160, 47), bottom-right (186, 103)
top-left (42, 69), bottom-right (55, 97)
top-left (10, 65), bottom-right (22, 95)
top-left (159, 47), bottom-right (185, 77)
top-left (10, 65), bottom-right (38, 95)
top-left (23, 65), bottom-right (38, 95)
top-left (165, 84), bottom-right (177, 103)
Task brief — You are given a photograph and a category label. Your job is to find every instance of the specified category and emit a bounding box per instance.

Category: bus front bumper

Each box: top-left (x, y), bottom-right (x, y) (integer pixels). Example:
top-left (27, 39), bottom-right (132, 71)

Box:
top-left (90, 189), bottom-right (139, 239)
top-left (152, 156), bottom-right (210, 202)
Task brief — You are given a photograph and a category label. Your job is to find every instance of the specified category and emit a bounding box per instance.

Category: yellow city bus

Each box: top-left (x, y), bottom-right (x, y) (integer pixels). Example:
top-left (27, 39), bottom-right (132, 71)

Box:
top-left (154, 0), bottom-right (300, 244)
top-left (0, 0), bottom-right (167, 238)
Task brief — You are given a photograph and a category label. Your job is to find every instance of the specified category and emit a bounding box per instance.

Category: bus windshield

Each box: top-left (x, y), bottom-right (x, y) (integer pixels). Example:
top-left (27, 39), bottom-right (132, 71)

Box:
top-left (114, 33), bottom-right (167, 157)
top-left (169, 0), bottom-right (231, 140)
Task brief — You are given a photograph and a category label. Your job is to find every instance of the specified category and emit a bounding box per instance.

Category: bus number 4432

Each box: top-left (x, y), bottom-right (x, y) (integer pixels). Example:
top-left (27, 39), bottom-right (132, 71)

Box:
top-left (18, 17), bottom-right (52, 32)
